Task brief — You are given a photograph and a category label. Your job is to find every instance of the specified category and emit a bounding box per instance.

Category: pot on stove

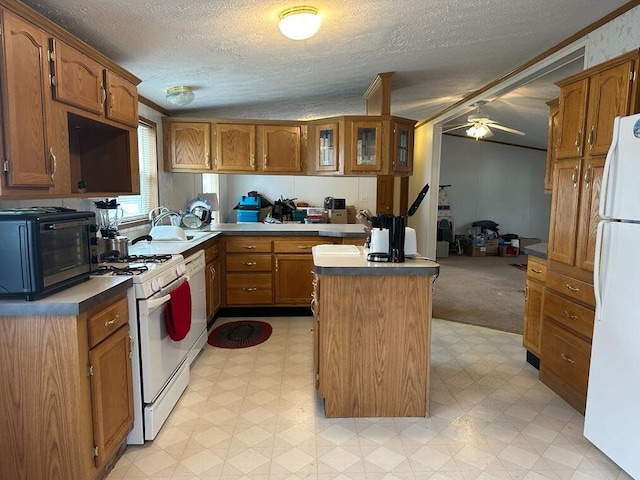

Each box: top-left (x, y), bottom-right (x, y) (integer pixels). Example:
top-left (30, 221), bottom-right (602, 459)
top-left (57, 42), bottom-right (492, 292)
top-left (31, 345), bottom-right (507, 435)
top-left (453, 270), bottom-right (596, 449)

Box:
top-left (98, 235), bottom-right (129, 258)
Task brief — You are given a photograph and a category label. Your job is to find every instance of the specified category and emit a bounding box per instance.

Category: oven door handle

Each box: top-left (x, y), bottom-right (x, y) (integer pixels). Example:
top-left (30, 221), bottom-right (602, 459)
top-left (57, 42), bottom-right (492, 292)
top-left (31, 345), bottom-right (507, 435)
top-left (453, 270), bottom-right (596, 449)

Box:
top-left (144, 275), bottom-right (191, 311)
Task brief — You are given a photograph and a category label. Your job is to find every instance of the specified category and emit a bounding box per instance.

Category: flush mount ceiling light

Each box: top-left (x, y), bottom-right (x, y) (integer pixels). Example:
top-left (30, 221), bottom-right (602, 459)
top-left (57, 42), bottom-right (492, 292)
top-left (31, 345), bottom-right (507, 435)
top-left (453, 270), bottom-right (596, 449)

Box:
top-left (278, 6), bottom-right (321, 40)
top-left (165, 86), bottom-right (195, 106)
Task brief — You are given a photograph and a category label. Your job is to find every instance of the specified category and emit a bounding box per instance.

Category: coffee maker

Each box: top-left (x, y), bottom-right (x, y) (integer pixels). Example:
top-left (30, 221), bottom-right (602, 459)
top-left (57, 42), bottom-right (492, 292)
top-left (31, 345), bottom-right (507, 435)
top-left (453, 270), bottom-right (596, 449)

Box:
top-left (366, 183), bottom-right (429, 263)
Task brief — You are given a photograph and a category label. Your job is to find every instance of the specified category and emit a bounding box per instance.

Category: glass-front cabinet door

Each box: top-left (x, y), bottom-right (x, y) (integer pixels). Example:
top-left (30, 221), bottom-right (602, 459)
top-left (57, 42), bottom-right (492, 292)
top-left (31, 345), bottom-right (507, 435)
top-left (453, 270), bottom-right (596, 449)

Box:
top-left (350, 120), bottom-right (383, 173)
top-left (314, 122), bottom-right (339, 173)
top-left (392, 119), bottom-right (414, 174)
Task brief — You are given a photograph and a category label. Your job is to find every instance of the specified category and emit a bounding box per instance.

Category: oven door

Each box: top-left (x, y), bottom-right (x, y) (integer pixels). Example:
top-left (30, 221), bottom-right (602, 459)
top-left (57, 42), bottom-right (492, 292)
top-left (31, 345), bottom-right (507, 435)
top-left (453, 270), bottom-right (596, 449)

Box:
top-left (137, 276), bottom-right (194, 403)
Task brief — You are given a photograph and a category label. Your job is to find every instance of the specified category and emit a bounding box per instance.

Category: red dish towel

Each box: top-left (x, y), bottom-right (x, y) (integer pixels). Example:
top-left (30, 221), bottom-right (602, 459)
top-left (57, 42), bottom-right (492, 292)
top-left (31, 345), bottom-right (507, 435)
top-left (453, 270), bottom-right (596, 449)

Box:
top-left (165, 281), bottom-right (192, 341)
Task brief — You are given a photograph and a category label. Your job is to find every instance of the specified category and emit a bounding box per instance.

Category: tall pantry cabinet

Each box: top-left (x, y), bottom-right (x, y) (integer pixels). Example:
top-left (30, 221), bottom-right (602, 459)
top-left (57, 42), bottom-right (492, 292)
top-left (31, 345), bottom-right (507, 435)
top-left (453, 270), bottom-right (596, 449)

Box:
top-left (541, 50), bottom-right (640, 413)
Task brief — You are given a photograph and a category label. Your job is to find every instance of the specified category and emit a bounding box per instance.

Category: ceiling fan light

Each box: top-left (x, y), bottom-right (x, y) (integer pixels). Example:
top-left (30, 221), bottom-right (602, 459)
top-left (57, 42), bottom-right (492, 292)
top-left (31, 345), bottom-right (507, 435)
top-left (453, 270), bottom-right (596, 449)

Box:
top-left (166, 86), bottom-right (195, 106)
top-left (279, 6), bottom-right (321, 40)
top-left (466, 124), bottom-right (490, 139)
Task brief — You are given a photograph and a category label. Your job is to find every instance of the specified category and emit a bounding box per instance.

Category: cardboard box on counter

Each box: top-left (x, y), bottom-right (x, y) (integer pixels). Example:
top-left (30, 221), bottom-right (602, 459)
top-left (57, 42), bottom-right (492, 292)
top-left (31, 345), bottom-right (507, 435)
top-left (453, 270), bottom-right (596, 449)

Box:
top-left (346, 206), bottom-right (357, 224)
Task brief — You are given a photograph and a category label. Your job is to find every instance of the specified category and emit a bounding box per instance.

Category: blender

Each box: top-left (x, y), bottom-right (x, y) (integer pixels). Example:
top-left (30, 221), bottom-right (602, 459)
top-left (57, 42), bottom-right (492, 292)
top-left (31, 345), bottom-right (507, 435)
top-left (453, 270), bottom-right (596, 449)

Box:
top-left (94, 199), bottom-right (124, 238)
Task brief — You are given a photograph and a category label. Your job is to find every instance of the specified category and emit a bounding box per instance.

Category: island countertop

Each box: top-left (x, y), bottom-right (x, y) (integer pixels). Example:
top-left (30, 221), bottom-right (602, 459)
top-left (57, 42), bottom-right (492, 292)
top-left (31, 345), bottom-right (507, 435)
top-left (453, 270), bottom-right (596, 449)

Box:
top-left (312, 245), bottom-right (439, 276)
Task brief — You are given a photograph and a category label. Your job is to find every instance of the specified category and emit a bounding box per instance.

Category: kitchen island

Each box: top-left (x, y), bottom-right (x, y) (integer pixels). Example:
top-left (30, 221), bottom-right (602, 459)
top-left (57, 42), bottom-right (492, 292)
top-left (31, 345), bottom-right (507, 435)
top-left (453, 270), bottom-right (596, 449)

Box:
top-left (312, 245), bottom-right (439, 418)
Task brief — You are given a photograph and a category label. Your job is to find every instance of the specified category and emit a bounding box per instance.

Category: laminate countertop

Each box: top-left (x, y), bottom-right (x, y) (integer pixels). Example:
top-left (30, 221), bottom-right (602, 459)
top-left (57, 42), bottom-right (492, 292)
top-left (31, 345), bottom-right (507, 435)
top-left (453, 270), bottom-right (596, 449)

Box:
top-left (0, 277), bottom-right (133, 316)
top-left (523, 242), bottom-right (548, 260)
top-left (312, 245), bottom-right (440, 276)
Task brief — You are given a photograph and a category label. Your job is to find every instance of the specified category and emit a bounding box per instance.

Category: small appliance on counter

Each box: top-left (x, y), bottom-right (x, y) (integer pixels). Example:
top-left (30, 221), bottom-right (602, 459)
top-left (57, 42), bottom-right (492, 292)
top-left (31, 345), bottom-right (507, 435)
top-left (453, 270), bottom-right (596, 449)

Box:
top-left (234, 193), bottom-right (261, 222)
top-left (366, 184), bottom-right (429, 263)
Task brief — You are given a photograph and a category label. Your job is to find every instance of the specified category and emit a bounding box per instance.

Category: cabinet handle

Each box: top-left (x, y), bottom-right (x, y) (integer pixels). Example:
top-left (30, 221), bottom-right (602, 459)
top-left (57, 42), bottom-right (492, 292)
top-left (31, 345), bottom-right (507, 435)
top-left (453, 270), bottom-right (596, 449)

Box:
top-left (242, 261), bottom-right (257, 266)
top-left (524, 285), bottom-right (528, 300)
top-left (587, 125), bottom-right (594, 149)
top-left (297, 245), bottom-right (311, 249)
top-left (129, 335), bottom-right (134, 359)
top-left (571, 166), bottom-right (579, 188)
top-left (563, 310), bottom-right (578, 320)
top-left (575, 128), bottom-right (582, 153)
top-left (100, 83), bottom-right (106, 105)
top-left (310, 297), bottom-right (317, 315)
top-left (532, 268), bottom-right (543, 273)
top-left (210, 265), bottom-right (216, 279)
top-left (560, 353), bottom-right (575, 364)
top-left (275, 258), bottom-right (279, 271)
top-left (584, 165), bottom-right (592, 188)
top-left (49, 147), bottom-right (57, 181)
top-left (242, 245), bottom-right (256, 249)
top-left (250, 154), bottom-right (255, 168)
top-left (564, 284), bottom-right (580, 293)
top-left (263, 154), bottom-right (267, 169)
top-left (205, 152), bottom-right (211, 168)
top-left (105, 314), bottom-right (120, 327)
top-left (109, 88), bottom-right (114, 109)
top-left (214, 156), bottom-right (218, 167)
top-left (242, 287), bottom-right (258, 292)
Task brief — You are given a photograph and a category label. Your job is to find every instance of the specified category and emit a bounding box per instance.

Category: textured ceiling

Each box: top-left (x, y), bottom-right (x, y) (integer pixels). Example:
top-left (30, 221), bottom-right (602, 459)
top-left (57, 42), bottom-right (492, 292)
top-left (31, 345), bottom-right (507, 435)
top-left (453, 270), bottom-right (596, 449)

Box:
top-left (22, 0), bottom-right (630, 149)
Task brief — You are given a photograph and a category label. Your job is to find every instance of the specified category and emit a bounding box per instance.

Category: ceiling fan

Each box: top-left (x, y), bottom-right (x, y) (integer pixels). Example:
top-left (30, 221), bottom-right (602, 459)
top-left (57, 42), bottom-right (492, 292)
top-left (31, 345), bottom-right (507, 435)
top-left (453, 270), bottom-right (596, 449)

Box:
top-left (442, 101), bottom-right (525, 139)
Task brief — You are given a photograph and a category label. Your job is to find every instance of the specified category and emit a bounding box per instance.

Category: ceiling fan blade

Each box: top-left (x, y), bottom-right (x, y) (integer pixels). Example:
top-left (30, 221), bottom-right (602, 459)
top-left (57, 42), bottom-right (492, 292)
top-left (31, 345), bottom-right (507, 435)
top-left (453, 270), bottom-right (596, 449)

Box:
top-left (442, 122), bottom-right (472, 133)
top-left (490, 124), bottom-right (525, 136)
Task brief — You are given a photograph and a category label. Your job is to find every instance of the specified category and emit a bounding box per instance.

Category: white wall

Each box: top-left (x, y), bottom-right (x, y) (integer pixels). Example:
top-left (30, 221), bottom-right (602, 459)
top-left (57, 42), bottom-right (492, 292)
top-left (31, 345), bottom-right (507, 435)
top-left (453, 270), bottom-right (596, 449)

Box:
top-left (586, 6), bottom-right (640, 67)
top-left (220, 175), bottom-right (376, 223)
top-left (439, 135), bottom-right (551, 240)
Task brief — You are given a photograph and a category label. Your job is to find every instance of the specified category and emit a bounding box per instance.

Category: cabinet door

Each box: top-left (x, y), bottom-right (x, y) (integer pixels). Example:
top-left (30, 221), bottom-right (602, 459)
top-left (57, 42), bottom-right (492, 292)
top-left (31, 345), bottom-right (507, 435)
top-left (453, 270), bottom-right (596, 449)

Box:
top-left (312, 122), bottom-right (339, 173)
top-left (523, 279), bottom-right (544, 355)
top-left (88, 325), bottom-right (133, 468)
top-left (312, 273), bottom-right (320, 390)
top-left (168, 122), bottom-right (212, 171)
top-left (350, 120), bottom-right (383, 172)
top-left (556, 79), bottom-right (588, 159)
top-left (585, 61), bottom-right (636, 156)
top-left (392, 120), bottom-right (414, 174)
top-left (215, 124), bottom-right (256, 171)
top-left (274, 254), bottom-right (315, 305)
top-left (544, 99), bottom-right (560, 193)
top-left (0, 11), bottom-right (54, 188)
top-left (261, 125), bottom-right (301, 172)
top-left (575, 155), bottom-right (604, 273)
top-left (547, 158), bottom-right (581, 266)
top-left (51, 39), bottom-right (105, 115)
top-left (206, 257), bottom-right (221, 319)
top-left (105, 70), bottom-right (138, 128)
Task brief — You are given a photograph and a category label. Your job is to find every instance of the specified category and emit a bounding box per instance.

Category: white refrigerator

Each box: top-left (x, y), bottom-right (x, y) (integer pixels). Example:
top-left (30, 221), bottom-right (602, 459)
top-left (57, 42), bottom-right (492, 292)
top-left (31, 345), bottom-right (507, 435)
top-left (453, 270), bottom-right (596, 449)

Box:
top-left (584, 112), bottom-right (640, 479)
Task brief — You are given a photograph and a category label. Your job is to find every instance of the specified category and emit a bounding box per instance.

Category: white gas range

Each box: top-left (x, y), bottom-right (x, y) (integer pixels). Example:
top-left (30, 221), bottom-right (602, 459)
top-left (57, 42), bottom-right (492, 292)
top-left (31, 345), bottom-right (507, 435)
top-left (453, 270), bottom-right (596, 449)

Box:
top-left (92, 251), bottom-right (207, 444)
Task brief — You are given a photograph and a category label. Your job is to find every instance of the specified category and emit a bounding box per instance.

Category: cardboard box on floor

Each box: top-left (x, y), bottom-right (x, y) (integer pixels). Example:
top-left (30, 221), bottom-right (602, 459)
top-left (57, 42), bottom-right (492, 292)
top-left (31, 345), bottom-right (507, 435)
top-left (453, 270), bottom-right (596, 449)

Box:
top-left (464, 244), bottom-right (486, 257)
top-left (498, 245), bottom-right (519, 257)
top-left (485, 239), bottom-right (499, 255)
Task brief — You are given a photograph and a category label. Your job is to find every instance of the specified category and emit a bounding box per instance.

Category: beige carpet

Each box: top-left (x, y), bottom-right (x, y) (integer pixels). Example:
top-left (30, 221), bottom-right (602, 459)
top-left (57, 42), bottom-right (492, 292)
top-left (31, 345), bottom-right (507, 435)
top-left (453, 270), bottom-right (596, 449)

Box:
top-left (432, 253), bottom-right (527, 334)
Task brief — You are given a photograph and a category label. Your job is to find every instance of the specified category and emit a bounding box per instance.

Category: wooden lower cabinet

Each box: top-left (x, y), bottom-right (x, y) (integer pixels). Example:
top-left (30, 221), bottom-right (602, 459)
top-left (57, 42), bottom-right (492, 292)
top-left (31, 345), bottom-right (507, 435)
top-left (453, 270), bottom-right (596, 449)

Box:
top-left (0, 293), bottom-right (133, 480)
top-left (204, 240), bottom-right (222, 320)
top-left (226, 273), bottom-right (273, 305)
top-left (522, 256), bottom-right (547, 356)
top-left (274, 254), bottom-right (315, 304)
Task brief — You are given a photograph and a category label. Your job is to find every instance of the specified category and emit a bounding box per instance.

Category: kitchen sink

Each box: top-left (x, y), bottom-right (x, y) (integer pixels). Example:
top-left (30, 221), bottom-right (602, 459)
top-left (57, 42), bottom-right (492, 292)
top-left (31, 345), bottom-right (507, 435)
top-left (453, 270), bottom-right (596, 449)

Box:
top-left (148, 226), bottom-right (214, 242)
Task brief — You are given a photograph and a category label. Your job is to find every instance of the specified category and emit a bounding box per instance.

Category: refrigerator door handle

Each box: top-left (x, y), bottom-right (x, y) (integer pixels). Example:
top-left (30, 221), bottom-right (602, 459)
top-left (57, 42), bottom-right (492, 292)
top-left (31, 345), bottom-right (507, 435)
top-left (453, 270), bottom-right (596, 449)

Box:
top-left (593, 220), bottom-right (606, 322)
top-left (599, 116), bottom-right (620, 219)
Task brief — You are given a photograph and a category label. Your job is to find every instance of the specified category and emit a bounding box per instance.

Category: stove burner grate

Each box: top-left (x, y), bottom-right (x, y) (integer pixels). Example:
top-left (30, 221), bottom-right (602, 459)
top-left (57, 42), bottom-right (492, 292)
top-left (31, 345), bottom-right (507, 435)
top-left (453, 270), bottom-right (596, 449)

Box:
top-left (101, 254), bottom-right (173, 264)
top-left (94, 265), bottom-right (150, 276)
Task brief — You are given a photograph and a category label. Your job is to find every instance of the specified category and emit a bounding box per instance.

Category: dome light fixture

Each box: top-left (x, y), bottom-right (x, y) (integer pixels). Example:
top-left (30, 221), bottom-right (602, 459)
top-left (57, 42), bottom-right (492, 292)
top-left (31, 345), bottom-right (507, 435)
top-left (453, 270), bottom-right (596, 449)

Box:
top-left (466, 123), bottom-right (491, 140)
top-left (165, 86), bottom-right (195, 106)
top-left (278, 6), bottom-right (321, 40)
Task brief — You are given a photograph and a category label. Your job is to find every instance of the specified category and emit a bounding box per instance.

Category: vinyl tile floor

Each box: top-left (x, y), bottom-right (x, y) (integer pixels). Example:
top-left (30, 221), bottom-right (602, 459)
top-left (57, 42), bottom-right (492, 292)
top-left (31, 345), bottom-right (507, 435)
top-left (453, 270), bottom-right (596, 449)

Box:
top-left (106, 317), bottom-right (629, 480)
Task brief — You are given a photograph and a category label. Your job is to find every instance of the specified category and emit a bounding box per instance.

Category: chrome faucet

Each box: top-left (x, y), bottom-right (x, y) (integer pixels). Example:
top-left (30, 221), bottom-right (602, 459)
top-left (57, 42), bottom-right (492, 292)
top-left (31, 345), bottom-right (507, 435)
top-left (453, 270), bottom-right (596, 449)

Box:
top-left (148, 206), bottom-right (181, 227)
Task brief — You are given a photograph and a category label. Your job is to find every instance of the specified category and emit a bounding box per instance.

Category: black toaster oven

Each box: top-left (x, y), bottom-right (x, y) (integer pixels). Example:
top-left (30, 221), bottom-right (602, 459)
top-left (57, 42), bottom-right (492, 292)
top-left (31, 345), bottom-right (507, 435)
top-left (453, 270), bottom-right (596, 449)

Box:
top-left (0, 208), bottom-right (97, 300)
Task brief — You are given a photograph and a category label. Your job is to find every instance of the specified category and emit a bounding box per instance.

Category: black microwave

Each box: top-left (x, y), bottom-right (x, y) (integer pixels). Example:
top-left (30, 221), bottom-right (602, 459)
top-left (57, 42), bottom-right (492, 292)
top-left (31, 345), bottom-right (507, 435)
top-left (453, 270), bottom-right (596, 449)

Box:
top-left (0, 209), bottom-right (97, 300)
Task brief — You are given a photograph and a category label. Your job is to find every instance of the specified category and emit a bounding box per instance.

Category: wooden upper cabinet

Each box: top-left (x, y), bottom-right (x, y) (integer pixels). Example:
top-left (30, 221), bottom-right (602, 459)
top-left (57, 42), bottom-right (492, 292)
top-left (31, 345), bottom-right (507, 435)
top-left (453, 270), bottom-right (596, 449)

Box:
top-left (165, 121), bottom-right (212, 172)
top-left (556, 78), bottom-right (588, 159)
top-left (215, 124), bottom-right (256, 172)
top-left (50, 39), bottom-right (105, 115)
top-left (547, 158), bottom-right (581, 266)
top-left (584, 60), bottom-right (636, 156)
top-left (0, 10), bottom-right (54, 189)
top-left (391, 118), bottom-right (415, 174)
top-left (347, 119), bottom-right (384, 173)
top-left (310, 122), bottom-right (340, 174)
top-left (544, 99), bottom-right (560, 194)
top-left (260, 125), bottom-right (301, 173)
top-left (105, 70), bottom-right (138, 128)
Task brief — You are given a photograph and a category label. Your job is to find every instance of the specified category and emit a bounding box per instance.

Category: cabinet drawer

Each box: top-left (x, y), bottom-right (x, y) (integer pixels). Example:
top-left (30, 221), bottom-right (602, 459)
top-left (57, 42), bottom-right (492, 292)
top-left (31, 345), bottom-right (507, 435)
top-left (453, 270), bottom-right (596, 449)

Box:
top-left (88, 296), bottom-right (129, 348)
top-left (540, 319), bottom-right (591, 401)
top-left (226, 273), bottom-right (273, 305)
top-left (544, 290), bottom-right (594, 340)
top-left (527, 257), bottom-right (547, 282)
top-left (273, 237), bottom-right (335, 253)
top-left (546, 270), bottom-right (595, 307)
top-left (225, 237), bottom-right (272, 253)
top-left (205, 242), bottom-right (220, 262)
top-left (226, 254), bottom-right (272, 272)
